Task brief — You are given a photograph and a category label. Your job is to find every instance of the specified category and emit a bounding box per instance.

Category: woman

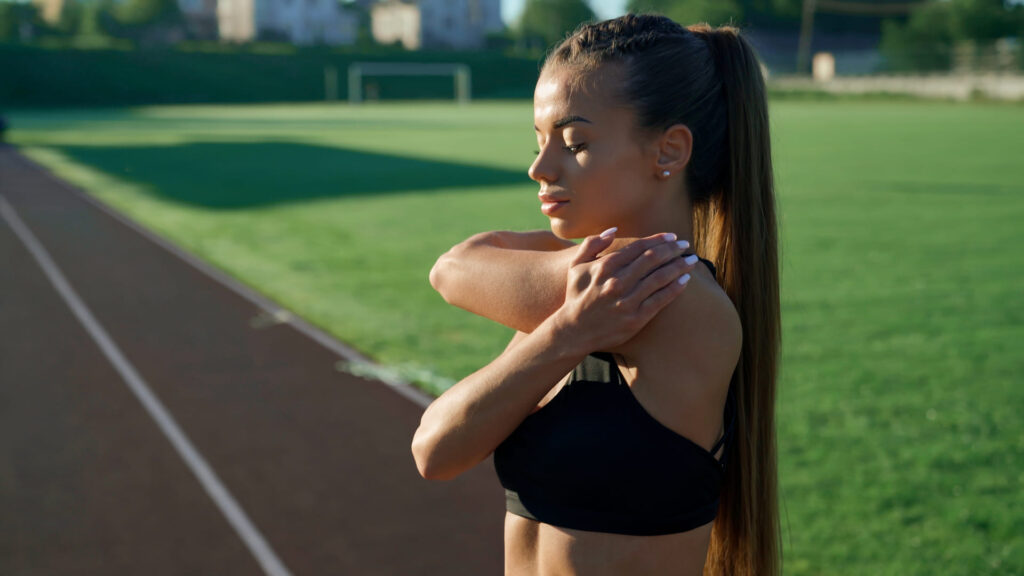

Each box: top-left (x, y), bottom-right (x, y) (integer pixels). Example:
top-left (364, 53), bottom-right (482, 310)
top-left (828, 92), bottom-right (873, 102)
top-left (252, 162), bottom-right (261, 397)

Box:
top-left (412, 14), bottom-right (780, 576)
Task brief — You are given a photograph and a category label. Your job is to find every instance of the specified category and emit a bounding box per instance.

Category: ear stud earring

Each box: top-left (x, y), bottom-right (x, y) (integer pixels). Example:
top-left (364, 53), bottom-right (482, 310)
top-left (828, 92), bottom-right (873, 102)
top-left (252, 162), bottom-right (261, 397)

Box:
top-left (661, 170), bottom-right (671, 177)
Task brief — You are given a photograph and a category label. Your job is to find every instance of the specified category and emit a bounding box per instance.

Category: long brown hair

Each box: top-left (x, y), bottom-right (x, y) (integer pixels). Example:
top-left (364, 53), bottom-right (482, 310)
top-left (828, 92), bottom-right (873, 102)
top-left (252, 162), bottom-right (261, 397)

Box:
top-left (546, 15), bottom-right (782, 576)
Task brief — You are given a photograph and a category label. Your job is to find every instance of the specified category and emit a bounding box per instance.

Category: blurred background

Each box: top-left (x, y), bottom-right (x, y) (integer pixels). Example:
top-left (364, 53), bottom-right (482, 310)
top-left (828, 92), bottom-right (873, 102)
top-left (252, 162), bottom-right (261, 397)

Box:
top-left (1, 1), bottom-right (1022, 575)
top-left (1, 0), bottom-right (1024, 104)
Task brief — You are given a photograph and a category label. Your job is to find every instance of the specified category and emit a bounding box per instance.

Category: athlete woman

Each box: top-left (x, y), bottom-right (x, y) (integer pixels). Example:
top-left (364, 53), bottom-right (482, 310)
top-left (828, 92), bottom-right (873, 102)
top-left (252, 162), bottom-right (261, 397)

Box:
top-left (412, 14), bottom-right (781, 576)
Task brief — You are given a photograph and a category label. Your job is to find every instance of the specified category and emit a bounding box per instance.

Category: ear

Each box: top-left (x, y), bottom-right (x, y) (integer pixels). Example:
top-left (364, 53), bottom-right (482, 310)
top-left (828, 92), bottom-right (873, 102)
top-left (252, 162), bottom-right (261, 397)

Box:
top-left (653, 124), bottom-right (693, 178)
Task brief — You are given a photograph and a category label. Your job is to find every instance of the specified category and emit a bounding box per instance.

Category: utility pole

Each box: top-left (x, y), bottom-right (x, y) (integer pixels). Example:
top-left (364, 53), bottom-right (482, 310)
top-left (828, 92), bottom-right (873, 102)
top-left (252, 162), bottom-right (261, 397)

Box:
top-left (797, 0), bottom-right (817, 75)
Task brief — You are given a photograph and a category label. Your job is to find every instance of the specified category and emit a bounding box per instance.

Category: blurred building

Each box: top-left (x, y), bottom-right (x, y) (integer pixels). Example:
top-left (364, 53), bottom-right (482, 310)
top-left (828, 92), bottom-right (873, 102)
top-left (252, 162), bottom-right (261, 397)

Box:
top-left (217, 0), bottom-right (358, 45)
top-left (178, 0), bottom-right (220, 40)
top-left (31, 0), bottom-right (63, 24)
top-left (371, 0), bottom-right (502, 50)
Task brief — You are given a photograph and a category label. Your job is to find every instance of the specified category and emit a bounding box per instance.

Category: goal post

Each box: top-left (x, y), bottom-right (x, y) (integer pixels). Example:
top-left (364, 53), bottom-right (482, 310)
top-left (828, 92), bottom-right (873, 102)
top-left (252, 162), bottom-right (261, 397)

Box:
top-left (347, 62), bottom-right (472, 104)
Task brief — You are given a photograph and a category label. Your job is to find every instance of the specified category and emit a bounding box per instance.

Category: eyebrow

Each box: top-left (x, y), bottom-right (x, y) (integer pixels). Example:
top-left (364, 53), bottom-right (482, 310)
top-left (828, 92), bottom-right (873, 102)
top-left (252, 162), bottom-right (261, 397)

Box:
top-left (535, 115), bottom-right (593, 131)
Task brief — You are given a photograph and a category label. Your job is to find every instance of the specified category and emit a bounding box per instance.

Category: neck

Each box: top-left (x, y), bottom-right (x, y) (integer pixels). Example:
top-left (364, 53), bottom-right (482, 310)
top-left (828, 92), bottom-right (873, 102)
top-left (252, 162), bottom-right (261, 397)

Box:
top-left (617, 186), bottom-right (694, 245)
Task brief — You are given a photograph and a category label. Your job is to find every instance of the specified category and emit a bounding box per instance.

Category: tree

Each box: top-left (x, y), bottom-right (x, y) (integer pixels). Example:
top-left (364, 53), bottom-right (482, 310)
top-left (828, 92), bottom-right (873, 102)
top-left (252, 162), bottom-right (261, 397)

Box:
top-left (739, 0), bottom-right (803, 28)
top-left (880, 0), bottom-right (1024, 71)
top-left (627, 0), bottom-right (743, 27)
top-left (516, 0), bottom-right (597, 52)
top-left (948, 0), bottom-right (1021, 42)
top-left (116, 0), bottom-right (181, 27)
top-left (0, 2), bottom-right (45, 42)
top-left (879, 1), bottom-right (955, 70)
top-left (47, 0), bottom-right (120, 40)
top-left (112, 0), bottom-right (185, 45)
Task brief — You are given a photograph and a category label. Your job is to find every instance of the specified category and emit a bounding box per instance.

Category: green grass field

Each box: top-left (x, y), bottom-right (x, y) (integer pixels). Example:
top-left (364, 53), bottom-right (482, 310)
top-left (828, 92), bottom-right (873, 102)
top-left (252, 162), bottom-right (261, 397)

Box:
top-left (7, 100), bottom-right (1023, 574)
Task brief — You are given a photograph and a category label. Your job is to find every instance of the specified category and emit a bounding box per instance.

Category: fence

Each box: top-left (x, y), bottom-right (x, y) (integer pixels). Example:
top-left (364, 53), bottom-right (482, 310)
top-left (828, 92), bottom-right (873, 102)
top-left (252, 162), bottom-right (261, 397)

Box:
top-left (0, 45), bottom-right (541, 108)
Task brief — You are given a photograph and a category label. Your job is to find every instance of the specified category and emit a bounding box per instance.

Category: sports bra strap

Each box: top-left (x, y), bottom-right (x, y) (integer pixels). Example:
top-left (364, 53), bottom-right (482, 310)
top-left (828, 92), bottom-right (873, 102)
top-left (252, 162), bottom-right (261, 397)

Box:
top-left (683, 252), bottom-right (717, 280)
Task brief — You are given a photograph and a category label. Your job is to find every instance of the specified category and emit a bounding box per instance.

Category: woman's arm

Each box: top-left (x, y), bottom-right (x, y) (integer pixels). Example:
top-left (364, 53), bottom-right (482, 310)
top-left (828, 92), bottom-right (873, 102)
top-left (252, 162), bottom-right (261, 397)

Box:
top-left (413, 232), bottom-right (693, 480)
top-left (429, 230), bottom-right (576, 333)
top-left (430, 230), bottom-right (689, 333)
top-left (411, 315), bottom-right (585, 480)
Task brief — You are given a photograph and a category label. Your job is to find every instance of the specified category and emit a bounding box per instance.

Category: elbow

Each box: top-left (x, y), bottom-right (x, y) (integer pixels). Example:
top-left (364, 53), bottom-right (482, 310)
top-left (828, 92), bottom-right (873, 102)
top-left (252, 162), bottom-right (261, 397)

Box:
top-left (429, 232), bottom-right (492, 301)
top-left (428, 252), bottom-right (451, 298)
top-left (411, 427), bottom-right (461, 482)
top-left (416, 460), bottom-right (460, 482)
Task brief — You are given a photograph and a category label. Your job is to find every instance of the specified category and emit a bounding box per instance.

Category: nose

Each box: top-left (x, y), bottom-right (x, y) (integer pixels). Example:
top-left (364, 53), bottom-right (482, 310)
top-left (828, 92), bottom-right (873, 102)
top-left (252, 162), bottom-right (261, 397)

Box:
top-left (528, 145), bottom-right (558, 184)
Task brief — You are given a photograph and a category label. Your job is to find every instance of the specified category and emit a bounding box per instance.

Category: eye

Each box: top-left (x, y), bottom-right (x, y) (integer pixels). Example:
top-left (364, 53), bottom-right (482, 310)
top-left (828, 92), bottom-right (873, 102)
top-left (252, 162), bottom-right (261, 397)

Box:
top-left (564, 143), bottom-right (586, 154)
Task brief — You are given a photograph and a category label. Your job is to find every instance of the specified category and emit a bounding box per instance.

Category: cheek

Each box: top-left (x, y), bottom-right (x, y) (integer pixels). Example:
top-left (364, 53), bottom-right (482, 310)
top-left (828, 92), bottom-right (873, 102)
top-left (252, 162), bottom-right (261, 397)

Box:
top-left (576, 154), bottom-right (641, 200)
top-left (582, 142), bottom-right (644, 178)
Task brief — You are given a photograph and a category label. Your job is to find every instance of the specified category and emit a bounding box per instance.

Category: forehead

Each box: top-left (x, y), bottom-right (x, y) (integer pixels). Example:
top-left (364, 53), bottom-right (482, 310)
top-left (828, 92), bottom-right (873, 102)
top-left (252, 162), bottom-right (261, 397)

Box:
top-left (533, 64), bottom-right (629, 128)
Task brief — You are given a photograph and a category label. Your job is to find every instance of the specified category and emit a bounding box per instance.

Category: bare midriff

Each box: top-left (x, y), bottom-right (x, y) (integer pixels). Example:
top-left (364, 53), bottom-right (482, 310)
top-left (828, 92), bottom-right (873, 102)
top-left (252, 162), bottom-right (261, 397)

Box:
top-left (503, 512), bottom-right (713, 576)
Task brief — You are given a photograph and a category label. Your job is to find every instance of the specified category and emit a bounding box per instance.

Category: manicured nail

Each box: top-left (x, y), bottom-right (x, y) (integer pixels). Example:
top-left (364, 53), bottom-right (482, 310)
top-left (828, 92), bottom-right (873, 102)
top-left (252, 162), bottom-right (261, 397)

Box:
top-left (684, 254), bottom-right (698, 265)
top-left (676, 240), bottom-right (690, 250)
top-left (662, 232), bottom-right (677, 242)
top-left (678, 273), bottom-right (691, 285)
top-left (599, 227), bottom-right (618, 239)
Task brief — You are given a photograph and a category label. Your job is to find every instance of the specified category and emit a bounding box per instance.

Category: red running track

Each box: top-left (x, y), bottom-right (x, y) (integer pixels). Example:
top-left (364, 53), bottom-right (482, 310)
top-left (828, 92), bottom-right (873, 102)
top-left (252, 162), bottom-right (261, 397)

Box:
top-left (0, 147), bottom-right (504, 575)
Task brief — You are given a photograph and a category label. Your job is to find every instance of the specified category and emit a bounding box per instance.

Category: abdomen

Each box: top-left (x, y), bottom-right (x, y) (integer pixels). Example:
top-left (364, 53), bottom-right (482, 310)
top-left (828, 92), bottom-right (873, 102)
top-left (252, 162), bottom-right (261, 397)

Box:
top-left (504, 512), bottom-right (712, 576)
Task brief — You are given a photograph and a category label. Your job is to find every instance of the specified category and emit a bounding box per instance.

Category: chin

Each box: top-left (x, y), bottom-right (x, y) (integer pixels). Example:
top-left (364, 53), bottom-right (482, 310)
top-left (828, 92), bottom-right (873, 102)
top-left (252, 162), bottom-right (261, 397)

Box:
top-left (550, 219), bottom-right (602, 241)
top-left (549, 220), bottom-right (581, 240)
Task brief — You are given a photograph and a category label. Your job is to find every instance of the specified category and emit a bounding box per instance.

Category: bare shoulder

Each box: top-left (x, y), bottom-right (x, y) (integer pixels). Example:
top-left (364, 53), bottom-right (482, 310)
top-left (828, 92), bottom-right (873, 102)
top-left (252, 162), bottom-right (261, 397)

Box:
top-left (665, 269), bottom-right (742, 380)
top-left (621, 266), bottom-right (741, 378)
top-left (611, 267), bottom-right (742, 449)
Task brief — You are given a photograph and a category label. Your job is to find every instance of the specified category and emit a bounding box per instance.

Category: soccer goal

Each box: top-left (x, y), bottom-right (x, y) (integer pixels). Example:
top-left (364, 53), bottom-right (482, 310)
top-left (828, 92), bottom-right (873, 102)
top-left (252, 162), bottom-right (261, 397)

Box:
top-left (347, 62), bottom-right (472, 104)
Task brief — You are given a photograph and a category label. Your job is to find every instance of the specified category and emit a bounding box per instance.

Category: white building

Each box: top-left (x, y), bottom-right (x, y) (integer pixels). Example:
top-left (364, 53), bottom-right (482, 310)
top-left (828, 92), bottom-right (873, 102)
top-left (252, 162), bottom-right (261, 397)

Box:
top-left (217, 0), bottom-right (358, 45)
top-left (371, 0), bottom-right (503, 50)
top-left (31, 0), bottom-right (64, 24)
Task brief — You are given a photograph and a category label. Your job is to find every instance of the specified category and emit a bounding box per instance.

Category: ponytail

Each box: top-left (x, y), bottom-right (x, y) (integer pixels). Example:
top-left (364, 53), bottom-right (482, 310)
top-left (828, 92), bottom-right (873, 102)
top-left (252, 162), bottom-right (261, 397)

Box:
top-left (691, 25), bottom-right (783, 576)
top-left (546, 16), bottom-right (782, 576)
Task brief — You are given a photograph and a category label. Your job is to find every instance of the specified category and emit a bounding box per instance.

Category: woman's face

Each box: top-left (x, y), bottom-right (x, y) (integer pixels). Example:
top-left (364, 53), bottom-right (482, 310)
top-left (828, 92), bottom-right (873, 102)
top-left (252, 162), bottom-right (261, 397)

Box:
top-left (529, 64), bottom-right (659, 239)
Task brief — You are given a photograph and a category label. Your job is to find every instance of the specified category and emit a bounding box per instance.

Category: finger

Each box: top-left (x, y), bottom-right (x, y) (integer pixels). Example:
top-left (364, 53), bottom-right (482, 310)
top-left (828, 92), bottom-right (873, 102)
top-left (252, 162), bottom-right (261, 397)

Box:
top-left (600, 233), bottom-right (685, 273)
top-left (613, 240), bottom-right (695, 287)
top-left (570, 227), bottom-right (617, 266)
top-left (635, 269), bottom-right (691, 319)
top-left (621, 256), bottom-right (691, 306)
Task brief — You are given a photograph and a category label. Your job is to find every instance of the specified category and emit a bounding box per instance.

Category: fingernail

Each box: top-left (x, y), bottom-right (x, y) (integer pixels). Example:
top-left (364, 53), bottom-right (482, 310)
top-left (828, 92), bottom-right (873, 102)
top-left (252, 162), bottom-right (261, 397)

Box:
top-left (676, 240), bottom-right (690, 250)
top-left (678, 273), bottom-right (691, 285)
top-left (662, 232), bottom-right (677, 242)
top-left (599, 227), bottom-right (617, 239)
top-left (684, 254), bottom-right (698, 265)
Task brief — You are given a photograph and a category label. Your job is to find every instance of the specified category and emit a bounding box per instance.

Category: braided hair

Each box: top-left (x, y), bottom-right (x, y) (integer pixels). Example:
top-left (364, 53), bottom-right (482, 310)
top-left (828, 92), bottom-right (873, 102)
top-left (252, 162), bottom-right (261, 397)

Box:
top-left (544, 14), bottom-right (727, 204)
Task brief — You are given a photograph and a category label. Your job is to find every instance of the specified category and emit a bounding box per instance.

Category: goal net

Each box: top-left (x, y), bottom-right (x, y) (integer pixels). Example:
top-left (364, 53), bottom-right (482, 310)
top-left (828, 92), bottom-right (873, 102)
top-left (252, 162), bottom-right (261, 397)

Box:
top-left (347, 62), bottom-right (472, 104)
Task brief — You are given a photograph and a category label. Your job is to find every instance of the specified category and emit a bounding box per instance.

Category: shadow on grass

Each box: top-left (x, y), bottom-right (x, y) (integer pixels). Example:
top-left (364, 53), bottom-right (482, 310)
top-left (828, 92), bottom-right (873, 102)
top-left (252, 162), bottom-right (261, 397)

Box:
top-left (54, 141), bottom-right (529, 208)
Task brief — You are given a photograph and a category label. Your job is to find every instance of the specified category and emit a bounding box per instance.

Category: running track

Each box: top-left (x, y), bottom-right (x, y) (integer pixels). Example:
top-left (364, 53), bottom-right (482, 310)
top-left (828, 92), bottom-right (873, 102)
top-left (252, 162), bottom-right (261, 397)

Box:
top-left (0, 147), bottom-right (504, 575)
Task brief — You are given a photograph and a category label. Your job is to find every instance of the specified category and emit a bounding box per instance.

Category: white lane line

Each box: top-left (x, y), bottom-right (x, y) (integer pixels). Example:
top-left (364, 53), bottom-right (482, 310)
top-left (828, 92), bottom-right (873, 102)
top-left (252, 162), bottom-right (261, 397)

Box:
top-left (9, 151), bottom-right (433, 409)
top-left (0, 195), bottom-right (294, 576)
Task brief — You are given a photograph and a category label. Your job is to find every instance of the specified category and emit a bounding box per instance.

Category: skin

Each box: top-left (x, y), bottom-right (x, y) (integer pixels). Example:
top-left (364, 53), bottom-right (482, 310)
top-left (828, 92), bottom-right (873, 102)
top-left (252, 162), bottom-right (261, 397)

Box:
top-left (413, 63), bottom-right (743, 575)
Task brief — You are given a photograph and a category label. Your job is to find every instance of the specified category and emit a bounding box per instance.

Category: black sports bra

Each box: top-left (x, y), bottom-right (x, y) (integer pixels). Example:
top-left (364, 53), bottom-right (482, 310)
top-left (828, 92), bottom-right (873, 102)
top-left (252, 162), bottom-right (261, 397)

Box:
top-left (493, 256), bottom-right (737, 536)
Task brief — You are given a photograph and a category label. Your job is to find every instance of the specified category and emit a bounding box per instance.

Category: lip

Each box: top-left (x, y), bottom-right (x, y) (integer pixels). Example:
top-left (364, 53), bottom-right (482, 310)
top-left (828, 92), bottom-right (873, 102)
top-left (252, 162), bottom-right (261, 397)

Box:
top-left (540, 200), bottom-right (568, 216)
top-left (538, 191), bottom-right (570, 203)
top-left (538, 190), bottom-right (569, 216)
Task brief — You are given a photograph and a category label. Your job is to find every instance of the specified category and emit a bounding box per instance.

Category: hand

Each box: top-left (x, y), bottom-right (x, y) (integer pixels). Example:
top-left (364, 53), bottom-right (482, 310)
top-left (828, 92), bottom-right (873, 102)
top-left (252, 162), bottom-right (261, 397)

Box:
top-left (549, 228), bottom-right (698, 354)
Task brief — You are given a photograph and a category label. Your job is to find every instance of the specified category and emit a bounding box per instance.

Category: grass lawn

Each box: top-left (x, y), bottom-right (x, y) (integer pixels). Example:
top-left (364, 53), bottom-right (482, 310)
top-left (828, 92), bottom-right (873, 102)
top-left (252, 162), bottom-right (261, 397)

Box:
top-left (7, 99), bottom-right (1023, 574)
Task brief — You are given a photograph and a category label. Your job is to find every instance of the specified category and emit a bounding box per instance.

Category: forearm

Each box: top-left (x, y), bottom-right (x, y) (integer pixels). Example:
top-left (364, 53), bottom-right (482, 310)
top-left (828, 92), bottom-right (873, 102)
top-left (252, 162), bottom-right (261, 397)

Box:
top-left (411, 316), bottom-right (585, 481)
top-left (430, 231), bottom-right (575, 333)
top-left (430, 231), bottom-right (648, 333)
